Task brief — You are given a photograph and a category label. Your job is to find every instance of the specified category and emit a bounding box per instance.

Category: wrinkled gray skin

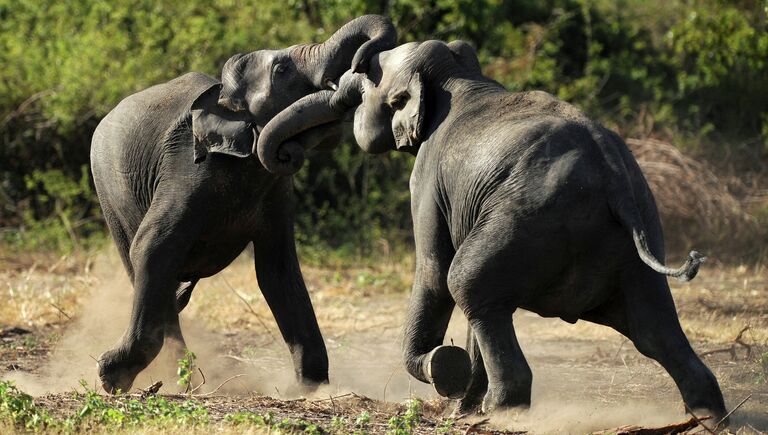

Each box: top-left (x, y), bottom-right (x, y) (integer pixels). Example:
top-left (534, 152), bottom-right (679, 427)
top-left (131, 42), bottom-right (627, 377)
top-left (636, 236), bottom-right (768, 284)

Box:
top-left (218, 14), bottom-right (396, 175)
top-left (89, 14), bottom-right (396, 395)
top-left (255, 40), bottom-right (727, 420)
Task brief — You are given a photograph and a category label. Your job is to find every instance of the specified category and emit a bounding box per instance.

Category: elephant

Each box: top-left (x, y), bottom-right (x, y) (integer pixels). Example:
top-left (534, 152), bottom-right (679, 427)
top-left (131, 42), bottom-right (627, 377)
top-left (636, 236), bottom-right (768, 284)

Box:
top-left (252, 40), bottom-right (727, 419)
top-left (89, 14), bottom-right (396, 394)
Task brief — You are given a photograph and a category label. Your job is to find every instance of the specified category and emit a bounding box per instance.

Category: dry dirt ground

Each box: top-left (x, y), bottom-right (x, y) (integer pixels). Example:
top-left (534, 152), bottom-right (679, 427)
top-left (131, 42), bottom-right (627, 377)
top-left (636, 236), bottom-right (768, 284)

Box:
top-left (1, 248), bottom-right (766, 433)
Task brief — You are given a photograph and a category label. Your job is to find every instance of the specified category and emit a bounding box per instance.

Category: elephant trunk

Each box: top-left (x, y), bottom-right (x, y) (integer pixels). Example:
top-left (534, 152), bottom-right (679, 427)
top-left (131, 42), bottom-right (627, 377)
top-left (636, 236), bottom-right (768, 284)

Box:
top-left (293, 14), bottom-right (396, 89)
top-left (329, 70), bottom-right (365, 112)
top-left (256, 90), bottom-right (342, 175)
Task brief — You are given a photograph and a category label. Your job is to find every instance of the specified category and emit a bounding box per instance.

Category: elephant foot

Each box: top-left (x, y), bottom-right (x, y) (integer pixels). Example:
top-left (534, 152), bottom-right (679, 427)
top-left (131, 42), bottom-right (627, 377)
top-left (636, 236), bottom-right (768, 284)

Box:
top-left (97, 349), bottom-right (141, 395)
top-left (424, 345), bottom-right (471, 399)
top-left (452, 395), bottom-right (483, 418)
top-left (481, 386), bottom-right (531, 414)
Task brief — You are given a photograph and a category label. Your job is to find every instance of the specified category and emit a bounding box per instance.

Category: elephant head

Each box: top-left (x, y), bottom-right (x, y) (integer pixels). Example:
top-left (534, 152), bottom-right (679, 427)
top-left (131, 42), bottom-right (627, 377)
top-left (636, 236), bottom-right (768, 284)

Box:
top-left (217, 15), bottom-right (396, 174)
top-left (255, 40), bottom-right (489, 174)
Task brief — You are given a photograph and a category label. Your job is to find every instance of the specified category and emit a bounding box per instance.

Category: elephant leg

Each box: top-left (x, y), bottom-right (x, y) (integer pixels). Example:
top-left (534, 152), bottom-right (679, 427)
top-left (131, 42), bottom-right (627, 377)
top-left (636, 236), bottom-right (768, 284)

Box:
top-left (619, 266), bottom-right (726, 420)
top-left (253, 190), bottom-right (328, 387)
top-left (403, 199), bottom-right (471, 399)
top-left (468, 313), bottom-right (531, 412)
top-left (101, 202), bottom-right (135, 284)
top-left (403, 279), bottom-right (471, 399)
top-left (447, 227), bottom-right (531, 413)
top-left (175, 279), bottom-right (198, 314)
top-left (453, 327), bottom-right (488, 415)
top-left (163, 279), bottom-right (199, 364)
top-left (98, 200), bottom-right (199, 394)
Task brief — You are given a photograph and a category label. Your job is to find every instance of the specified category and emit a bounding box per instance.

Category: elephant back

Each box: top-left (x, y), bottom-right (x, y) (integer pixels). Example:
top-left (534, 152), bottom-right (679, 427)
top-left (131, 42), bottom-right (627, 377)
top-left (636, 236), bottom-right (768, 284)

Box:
top-left (92, 73), bottom-right (218, 169)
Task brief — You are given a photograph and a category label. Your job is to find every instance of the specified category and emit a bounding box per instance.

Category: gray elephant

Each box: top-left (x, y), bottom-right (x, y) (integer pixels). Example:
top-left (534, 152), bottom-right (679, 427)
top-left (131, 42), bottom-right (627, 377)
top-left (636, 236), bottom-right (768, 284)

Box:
top-left (89, 15), bottom-right (396, 394)
top-left (252, 40), bottom-right (727, 419)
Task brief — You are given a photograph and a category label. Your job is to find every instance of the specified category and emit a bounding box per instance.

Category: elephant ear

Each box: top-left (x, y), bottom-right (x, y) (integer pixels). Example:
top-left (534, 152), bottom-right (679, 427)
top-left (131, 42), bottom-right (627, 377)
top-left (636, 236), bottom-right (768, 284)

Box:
top-left (390, 72), bottom-right (425, 149)
top-left (191, 83), bottom-right (256, 164)
top-left (447, 40), bottom-right (481, 74)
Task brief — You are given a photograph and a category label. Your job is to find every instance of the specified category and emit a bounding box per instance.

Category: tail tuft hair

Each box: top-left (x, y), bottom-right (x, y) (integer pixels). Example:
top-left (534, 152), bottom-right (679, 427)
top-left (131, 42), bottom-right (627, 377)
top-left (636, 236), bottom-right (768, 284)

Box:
top-left (677, 250), bottom-right (706, 282)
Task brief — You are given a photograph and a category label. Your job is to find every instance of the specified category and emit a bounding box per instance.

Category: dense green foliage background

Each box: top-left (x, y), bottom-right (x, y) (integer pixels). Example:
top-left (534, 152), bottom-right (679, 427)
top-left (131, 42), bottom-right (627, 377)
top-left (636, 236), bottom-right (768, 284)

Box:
top-left (1, 0), bottom-right (766, 257)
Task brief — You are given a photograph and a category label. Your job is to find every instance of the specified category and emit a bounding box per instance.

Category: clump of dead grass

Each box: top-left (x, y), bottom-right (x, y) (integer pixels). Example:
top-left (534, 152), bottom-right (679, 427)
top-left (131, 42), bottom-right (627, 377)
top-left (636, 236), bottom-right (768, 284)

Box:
top-left (627, 138), bottom-right (763, 260)
top-left (0, 252), bottom-right (91, 328)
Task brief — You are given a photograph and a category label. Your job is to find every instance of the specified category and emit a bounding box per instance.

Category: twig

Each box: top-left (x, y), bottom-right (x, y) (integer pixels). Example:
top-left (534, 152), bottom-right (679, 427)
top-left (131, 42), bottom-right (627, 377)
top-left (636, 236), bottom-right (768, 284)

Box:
top-left (684, 404), bottom-right (715, 435)
top-left (135, 381), bottom-right (163, 398)
top-left (311, 393), bottom-right (353, 402)
top-left (194, 374), bottom-right (246, 397)
top-left (700, 346), bottom-right (737, 359)
top-left (713, 394), bottom-right (752, 431)
top-left (284, 397), bottom-right (307, 403)
top-left (49, 302), bottom-right (72, 320)
top-left (734, 325), bottom-right (752, 358)
top-left (700, 325), bottom-right (752, 360)
top-left (221, 277), bottom-right (277, 342)
top-left (614, 338), bottom-right (628, 359)
top-left (382, 366), bottom-right (397, 402)
top-left (465, 418), bottom-right (491, 434)
top-left (189, 367), bottom-right (206, 394)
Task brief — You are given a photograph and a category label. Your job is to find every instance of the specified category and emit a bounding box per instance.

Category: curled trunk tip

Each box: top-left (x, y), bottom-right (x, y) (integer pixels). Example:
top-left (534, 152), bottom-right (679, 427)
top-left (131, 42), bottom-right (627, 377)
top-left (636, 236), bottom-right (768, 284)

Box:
top-left (256, 90), bottom-right (340, 176)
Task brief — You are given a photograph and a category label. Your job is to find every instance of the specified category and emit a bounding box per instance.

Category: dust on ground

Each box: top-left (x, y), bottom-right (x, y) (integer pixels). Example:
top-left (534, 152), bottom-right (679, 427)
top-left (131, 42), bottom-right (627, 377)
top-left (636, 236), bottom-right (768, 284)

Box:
top-left (1, 248), bottom-right (767, 433)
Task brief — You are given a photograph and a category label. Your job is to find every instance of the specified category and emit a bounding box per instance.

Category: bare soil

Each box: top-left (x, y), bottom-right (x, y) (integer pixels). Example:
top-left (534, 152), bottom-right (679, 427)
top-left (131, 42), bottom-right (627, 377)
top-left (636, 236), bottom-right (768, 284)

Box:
top-left (1, 251), bottom-right (766, 433)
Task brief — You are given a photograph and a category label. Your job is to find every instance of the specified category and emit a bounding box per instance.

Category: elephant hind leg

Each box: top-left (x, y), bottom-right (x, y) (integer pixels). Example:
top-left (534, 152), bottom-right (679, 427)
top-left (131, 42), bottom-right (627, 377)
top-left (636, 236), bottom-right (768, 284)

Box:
top-left (101, 202), bottom-right (136, 284)
top-left (164, 279), bottom-right (199, 359)
top-left (447, 230), bottom-right (532, 413)
top-left (618, 267), bottom-right (726, 420)
top-left (468, 312), bottom-right (531, 413)
top-left (453, 327), bottom-right (488, 416)
top-left (175, 279), bottom-right (198, 313)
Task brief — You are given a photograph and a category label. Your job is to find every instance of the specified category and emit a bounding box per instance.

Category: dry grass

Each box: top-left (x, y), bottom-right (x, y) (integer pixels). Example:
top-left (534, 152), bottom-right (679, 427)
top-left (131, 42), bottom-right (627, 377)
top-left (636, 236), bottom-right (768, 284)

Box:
top-left (627, 138), bottom-right (766, 257)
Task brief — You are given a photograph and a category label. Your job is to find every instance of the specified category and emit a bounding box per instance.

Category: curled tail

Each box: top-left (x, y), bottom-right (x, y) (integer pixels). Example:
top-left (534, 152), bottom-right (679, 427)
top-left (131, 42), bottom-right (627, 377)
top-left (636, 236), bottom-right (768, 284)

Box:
top-left (630, 228), bottom-right (706, 282)
top-left (597, 129), bottom-right (705, 282)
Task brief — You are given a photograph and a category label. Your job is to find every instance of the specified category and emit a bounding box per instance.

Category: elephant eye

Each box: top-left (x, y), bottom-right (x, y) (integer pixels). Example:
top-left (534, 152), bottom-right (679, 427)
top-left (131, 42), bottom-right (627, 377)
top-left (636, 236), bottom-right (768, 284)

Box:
top-left (388, 92), bottom-right (408, 111)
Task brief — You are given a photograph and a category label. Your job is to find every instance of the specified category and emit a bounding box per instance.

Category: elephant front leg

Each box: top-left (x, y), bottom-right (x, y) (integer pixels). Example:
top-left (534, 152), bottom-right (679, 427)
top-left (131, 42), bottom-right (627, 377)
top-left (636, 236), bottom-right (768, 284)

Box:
top-left (253, 212), bottom-right (328, 387)
top-left (98, 203), bottom-right (198, 394)
top-left (403, 283), bottom-right (471, 399)
top-left (403, 204), bottom-right (471, 399)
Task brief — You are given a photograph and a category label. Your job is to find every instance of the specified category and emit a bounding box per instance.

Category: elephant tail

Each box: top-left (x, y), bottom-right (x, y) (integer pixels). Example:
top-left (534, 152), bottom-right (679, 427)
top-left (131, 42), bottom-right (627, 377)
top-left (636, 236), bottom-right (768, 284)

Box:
top-left (612, 199), bottom-right (705, 282)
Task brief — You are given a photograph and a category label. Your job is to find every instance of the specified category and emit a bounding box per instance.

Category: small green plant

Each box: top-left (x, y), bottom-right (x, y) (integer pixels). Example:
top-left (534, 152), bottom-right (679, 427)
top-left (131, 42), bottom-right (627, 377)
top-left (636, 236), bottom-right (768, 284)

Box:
top-left (331, 415), bottom-right (348, 432)
top-left (225, 411), bottom-right (324, 433)
top-left (436, 418), bottom-right (455, 433)
top-left (387, 399), bottom-right (422, 435)
top-left (177, 349), bottom-right (197, 392)
top-left (0, 380), bottom-right (54, 431)
top-left (22, 335), bottom-right (38, 350)
top-left (241, 345), bottom-right (259, 359)
top-left (70, 379), bottom-right (209, 429)
top-left (355, 410), bottom-right (371, 428)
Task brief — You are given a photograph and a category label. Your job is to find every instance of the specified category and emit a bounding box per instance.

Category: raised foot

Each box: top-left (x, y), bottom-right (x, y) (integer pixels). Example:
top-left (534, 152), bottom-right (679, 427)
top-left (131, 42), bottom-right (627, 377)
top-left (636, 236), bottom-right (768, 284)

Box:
top-left (425, 345), bottom-right (472, 399)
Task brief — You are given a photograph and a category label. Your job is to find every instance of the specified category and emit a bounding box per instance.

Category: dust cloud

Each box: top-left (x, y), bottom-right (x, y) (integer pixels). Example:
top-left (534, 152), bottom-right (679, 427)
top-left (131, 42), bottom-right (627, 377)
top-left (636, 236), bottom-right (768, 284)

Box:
top-left (3, 251), bottom-right (698, 433)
